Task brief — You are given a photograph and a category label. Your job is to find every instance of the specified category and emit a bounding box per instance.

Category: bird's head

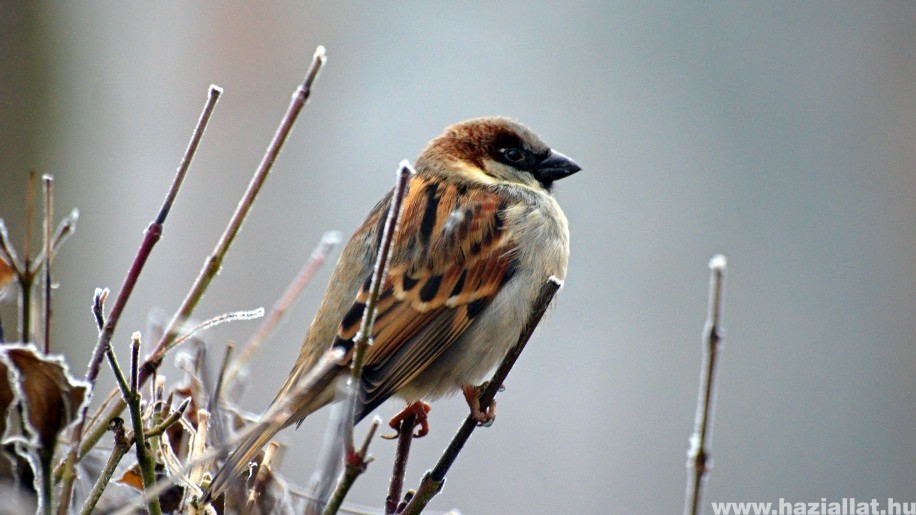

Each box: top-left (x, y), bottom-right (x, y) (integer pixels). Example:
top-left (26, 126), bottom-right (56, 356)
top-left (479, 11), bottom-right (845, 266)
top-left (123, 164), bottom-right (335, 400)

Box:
top-left (417, 117), bottom-right (581, 192)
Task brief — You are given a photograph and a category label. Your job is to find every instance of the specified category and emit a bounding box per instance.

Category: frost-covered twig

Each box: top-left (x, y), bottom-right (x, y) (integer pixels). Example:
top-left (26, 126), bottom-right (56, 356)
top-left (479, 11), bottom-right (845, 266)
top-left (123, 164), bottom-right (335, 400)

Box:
top-left (85, 47), bottom-right (328, 466)
top-left (684, 255), bottom-right (728, 515)
top-left (66, 85), bottom-right (222, 483)
top-left (125, 333), bottom-right (162, 515)
top-left (79, 418), bottom-right (131, 515)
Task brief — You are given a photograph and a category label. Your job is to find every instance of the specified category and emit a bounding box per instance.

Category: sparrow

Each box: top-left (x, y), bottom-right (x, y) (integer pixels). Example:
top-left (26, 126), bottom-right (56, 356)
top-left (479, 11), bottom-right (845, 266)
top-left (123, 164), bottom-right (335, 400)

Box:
top-left (204, 116), bottom-right (580, 501)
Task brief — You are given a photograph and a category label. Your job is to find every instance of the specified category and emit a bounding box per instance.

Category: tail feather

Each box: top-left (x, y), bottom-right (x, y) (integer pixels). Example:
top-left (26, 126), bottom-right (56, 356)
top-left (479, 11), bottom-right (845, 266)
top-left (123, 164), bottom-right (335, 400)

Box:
top-left (201, 351), bottom-right (346, 504)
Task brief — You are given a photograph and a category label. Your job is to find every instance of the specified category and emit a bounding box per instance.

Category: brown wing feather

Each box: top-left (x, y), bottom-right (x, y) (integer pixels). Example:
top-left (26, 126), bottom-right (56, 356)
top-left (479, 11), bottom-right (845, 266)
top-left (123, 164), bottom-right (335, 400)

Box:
top-left (332, 175), bottom-right (518, 420)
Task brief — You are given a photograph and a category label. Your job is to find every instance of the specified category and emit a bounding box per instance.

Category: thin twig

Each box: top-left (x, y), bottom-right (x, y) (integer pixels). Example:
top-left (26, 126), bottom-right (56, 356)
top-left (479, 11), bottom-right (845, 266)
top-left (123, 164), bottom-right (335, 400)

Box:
top-left (684, 255), bottom-right (728, 515)
top-left (188, 410), bottom-right (211, 515)
top-left (349, 162), bottom-right (413, 387)
top-left (320, 420), bottom-right (380, 515)
top-left (225, 230), bottom-right (341, 385)
top-left (159, 85), bottom-right (223, 225)
top-left (24, 170), bottom-right (35, 275)
top-left (126, 332), bottom-right (162, 515)
top-left (78, 399), bottom-right (189, 515)
top-left (162, 308), bottom-right (264, 357)
top-left (146, 397), bottom-right (191, 439)
top-left (22, 170), bottom-right (36, 341)
top-left (54, 288), bottom-right (110, 515)
top-left (41, 174), bottom-right (52, 353)
top-left (0, 220), bottom-right (23, 275)
top-left (79, 418), bottom-right (130, 515)
top-left (62, 85), bottom-right (222, 482)
top-left (246, 441), bottom-right (280, 509)
top-left (30, 208), bottom-right (79, 267)
top-left (92, 288), bottom-right (108, 330)
top-left (385, 412), bottom-right (417, 515)
top-left (319, 162), bottom-right (412, 515)
top-left (401, 277), bottom-right (563, 515)
top-left (18, 169), bottom-right (35, 342)
top-left (85, 47), bottom-right (327, 462)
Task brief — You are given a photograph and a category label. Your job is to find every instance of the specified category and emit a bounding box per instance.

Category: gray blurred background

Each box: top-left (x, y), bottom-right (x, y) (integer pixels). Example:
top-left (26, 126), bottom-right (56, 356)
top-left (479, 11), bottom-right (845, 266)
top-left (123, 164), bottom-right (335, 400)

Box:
top-left (2, 2), bottom-right (914, 513)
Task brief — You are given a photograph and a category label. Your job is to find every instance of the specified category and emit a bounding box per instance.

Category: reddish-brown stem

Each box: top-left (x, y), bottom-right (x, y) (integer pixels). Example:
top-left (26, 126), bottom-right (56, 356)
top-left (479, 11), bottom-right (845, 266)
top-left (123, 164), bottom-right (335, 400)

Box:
top-left (80, 45), bottom-right (326, 479)
top-left (55, 85), bottom-right (221, 494)
top-left (42, 174), bottom-right (52, 353)
top-left (385, 412), bottom-right (417, 515)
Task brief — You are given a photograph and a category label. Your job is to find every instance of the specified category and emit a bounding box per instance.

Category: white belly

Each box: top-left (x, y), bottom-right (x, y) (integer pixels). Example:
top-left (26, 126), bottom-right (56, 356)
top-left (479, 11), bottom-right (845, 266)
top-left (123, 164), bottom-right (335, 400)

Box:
top-left (401, 193), bottom-right (570, 400)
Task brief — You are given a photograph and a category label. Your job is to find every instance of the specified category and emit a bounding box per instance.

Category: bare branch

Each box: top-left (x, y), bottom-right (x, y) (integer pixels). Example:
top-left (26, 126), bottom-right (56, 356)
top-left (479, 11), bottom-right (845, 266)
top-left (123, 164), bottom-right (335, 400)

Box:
top-left (41, 174), bottom-right (53, 353)
top-left (684, 254), bottom-right (728, 515)
top-left (385, 411), bottom-right (418, 514)
top-left (145, 46), bottom-right (327, 378)
top-left (87, 50), bottom-right (329, 469)
top-left (320, 419), bottom-right (380, 515)
top-left (246, 441), bottom-right (280, 509)
top-left (126, 332), bottom-right (162, 515)
top-left (65, 84), bottom-right (222, 478)
top-left (78, 418), bottom-right (131, 515)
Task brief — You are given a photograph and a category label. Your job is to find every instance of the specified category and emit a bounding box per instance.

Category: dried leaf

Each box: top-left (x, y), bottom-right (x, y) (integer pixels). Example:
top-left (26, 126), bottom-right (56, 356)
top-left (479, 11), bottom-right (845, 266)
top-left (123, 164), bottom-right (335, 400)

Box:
top-left (117, 463), bottom-right (145, 491)
top-left (0, 344), bottom-right (89, 450)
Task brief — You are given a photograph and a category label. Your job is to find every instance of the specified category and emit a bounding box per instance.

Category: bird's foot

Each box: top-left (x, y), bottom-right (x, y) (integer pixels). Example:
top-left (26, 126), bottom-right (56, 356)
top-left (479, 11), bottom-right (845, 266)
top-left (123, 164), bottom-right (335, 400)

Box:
top-left (382, 400), bottom-right (431, 439)
top-left (463, 383), bottom-right (496, 427)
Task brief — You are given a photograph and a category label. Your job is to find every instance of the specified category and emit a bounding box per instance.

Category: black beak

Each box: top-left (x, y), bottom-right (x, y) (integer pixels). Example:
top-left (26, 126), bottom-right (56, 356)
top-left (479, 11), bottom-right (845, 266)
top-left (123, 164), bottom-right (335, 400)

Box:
top-left (534, 150), bottom-right (581, 188)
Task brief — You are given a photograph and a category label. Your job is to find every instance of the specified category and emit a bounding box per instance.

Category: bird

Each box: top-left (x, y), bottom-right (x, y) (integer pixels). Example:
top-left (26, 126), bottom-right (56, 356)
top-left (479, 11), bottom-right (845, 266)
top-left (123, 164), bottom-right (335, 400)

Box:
top-left (203, 116), bottom-right (580, 502)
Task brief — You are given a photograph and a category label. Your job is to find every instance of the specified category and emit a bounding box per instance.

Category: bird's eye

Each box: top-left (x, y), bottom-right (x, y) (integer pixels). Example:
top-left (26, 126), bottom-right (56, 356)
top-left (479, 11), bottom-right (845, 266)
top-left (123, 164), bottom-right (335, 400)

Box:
top-left (501, 148), bottom-right (526, 163)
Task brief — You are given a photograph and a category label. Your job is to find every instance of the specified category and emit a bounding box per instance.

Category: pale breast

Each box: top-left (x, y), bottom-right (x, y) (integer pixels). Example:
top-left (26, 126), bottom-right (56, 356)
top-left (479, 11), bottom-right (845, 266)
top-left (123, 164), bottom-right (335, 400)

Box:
top-left (401, 188), bottom-right (570, 399)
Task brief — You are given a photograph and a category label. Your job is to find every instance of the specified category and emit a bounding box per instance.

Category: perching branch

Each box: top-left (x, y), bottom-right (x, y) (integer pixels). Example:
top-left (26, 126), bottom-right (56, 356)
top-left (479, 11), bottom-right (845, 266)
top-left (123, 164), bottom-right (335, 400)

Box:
top-left (319, 161), bottom-right (413, 515)
top-left (684, 255), bottom-right (728, 515)
top-left (385, 411), bottom-right (419, 514)
top-left (400, 277), bottom-right (563, 515)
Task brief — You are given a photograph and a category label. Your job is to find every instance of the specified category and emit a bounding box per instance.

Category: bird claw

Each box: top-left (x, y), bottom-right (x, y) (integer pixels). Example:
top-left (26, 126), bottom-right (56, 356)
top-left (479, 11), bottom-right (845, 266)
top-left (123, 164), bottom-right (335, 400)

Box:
top-left (382, 400), bottom-right (431, 439)
top-left (462, 384), bottom-right (496, 427)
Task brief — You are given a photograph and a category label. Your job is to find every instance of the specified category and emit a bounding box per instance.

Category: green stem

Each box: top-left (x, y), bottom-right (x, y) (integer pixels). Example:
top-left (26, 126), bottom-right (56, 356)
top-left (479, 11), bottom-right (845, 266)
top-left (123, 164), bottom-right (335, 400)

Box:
top-left (79, 419), bottom-right (130, 515)
top-left (126, 334), bottom-right (161, 515)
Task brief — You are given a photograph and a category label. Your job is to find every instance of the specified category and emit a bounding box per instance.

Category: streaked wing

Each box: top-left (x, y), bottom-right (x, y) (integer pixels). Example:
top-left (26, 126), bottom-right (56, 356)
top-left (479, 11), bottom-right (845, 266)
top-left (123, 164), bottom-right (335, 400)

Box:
top-left (332, 175), bottom-right (519, 420)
